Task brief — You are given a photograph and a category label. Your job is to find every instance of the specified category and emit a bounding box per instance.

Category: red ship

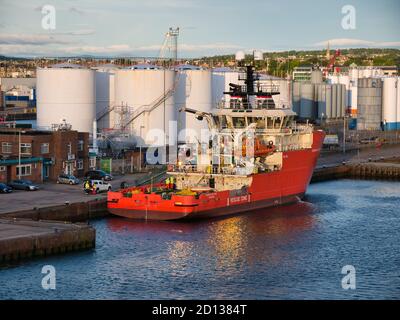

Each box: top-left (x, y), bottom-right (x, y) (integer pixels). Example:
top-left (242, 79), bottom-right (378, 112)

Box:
top-left (107, 65), bottom-right (325, 220)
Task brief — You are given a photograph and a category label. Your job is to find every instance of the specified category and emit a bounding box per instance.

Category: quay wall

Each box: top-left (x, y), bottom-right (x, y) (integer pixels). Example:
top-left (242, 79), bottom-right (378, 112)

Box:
top-left (312, 161), bottom-right (400, 183)
top-left (0, 219), bottom-right (95, 265)
top-left (2, 198), bottom-right (108, 222)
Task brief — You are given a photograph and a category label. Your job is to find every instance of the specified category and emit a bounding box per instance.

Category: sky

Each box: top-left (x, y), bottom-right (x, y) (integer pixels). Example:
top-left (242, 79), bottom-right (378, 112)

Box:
top-left (0, 0), bottom-right (399, 58)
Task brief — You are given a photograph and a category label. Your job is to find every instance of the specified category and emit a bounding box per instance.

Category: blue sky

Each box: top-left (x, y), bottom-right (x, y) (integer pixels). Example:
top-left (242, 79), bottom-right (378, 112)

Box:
top-left (0, 0), bottom-right (399, 57)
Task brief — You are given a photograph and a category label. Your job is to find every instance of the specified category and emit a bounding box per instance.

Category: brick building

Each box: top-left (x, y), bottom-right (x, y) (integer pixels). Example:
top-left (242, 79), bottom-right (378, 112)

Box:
top-left (0, 128), bottom-right (91, 183)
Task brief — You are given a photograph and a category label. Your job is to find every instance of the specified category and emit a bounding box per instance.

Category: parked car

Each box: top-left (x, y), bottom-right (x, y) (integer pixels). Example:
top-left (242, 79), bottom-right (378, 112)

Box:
top-left (8, 180), bottom-right (39, 191)
top-left (359, 137), bottom-right (379, 144)
top-left (84, 180), bottom-right (112, 194)
top-left (0, 183), bottom-right (12, 193)
top-left (84, 170), bottom-right (113, 181)
top-left (57, 174), bottom-right (80, 185)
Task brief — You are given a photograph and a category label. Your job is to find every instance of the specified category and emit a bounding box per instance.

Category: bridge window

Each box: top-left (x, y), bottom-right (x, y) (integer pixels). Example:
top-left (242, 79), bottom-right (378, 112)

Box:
top-left (267, 117), bottom-right (274, 129)
top-left (230, 99), bottom-right (242, 109)
top-left (232, 117), bottom-right (246, 128)
top-left (274, 117), bottom-right (282, 129)
top-left (219, 116), bottom-right (228, 129)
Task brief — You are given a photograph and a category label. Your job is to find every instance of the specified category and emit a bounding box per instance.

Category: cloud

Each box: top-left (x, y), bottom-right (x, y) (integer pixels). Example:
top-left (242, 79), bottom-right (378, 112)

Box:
top-left (59, 42), bottom-right (242, 56)
top-left (314, 38), bottom-right (400, 48)
top-left (69, 7), bottom-right (86, 15)
top-left (63, 44), bottom-right (132, 55)
top-left (179, 43), bottom-right (242, 52)
top-left (0, 36), bottom-right (242, 57)
top-left (57, 29), bottom-right (96, 36)
top-left (0, 44), bottom-right (60, 56)
top-left (0, 34), bottom-right (71, 45)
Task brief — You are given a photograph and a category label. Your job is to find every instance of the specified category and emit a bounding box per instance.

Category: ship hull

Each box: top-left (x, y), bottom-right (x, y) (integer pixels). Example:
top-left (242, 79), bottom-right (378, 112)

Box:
top-left (108, 193), bottom-right (304, 221)
top-left (107, 130), bottom-right (325, 221)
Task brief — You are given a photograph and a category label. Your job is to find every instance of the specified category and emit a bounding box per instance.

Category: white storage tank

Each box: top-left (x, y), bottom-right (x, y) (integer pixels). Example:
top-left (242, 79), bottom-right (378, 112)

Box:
top-left (36, 64), bottom-right (96, 133)
top-left (276, 79), bottom-right (292, 108)
top-left (292, 82), bottom-right (301, 115)
top-left (94, 64), bottom-right (118, 131)
top-left (211, 68), bottom-right (241, 106)
top-left (382, 77), bottom-right (398, 131)
top-left (357, 78), bottom-right (383, 131)
top-left (175, 66), bottom-right (212, 143)
top-left (114, 64), bottom-right (176, 146)
top-left (397, 77), bottom-right (400, 130)
top-left (299, 83), bottom-right (316, 119)
top-left (311, 70), bottom-right (323, 84)
top-left (317, 84), bottom-right (333, 119)
top-left (362, 68), bottom-right (373, 78)
top-left (259, 77), bottom-right (291, 108)
top-left (327, 74), bottom-right (339, 84)
top-left (350, 68), bottom-right (359, 81)
top-left (338, 75), bottom-right (351, 111)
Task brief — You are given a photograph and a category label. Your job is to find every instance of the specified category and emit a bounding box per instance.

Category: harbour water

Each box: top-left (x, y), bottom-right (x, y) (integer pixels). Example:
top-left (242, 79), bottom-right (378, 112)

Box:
top-left (0, 179), bottom-right (399, 300)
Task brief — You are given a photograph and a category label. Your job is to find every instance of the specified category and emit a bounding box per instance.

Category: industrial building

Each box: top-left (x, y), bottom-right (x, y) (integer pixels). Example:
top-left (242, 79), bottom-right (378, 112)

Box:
top-left (292, 66), bottom-right (314, 82)
top-left (0, 128), bottom-right (91, 183)
top-left (0, 79), bottom-right (37, 129)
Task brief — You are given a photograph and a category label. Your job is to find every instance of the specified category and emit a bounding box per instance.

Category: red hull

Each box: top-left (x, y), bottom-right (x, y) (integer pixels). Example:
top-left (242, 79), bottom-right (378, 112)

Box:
top-left (107, 130), bottom-right (325, 221)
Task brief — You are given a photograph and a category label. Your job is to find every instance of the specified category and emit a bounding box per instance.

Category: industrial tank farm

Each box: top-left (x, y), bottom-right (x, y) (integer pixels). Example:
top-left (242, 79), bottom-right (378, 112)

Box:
top-left (114, 64), bottom-right (176, 146)
top-left (34, 62), bottom-right (399, 148)
top-left (36, 64), bottom-right (96, 133)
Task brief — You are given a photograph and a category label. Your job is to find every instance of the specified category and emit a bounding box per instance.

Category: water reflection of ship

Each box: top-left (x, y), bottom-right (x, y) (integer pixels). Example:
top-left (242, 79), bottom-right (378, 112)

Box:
top-left (107, 201), bottom-right (316, 274)
top-left (107, 200), bottom-right (316, 236)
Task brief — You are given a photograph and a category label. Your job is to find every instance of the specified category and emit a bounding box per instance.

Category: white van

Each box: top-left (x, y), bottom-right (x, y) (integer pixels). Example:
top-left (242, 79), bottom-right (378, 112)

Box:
top-left (90, 180), bottom-right (112, 193)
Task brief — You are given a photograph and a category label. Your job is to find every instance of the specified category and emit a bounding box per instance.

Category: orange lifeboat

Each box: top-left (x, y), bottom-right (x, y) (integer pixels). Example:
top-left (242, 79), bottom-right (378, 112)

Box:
top-left (242, 137), bottom-right (275, 157)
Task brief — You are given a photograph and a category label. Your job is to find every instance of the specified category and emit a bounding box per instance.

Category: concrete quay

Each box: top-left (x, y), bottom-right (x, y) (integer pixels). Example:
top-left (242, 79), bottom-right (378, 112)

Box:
top-left (2, 198), bottom-right (108, 222)
top-left (312, 158), bottom-right (400, 183)
top-left (0, 218), bottom-right (95, 265)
